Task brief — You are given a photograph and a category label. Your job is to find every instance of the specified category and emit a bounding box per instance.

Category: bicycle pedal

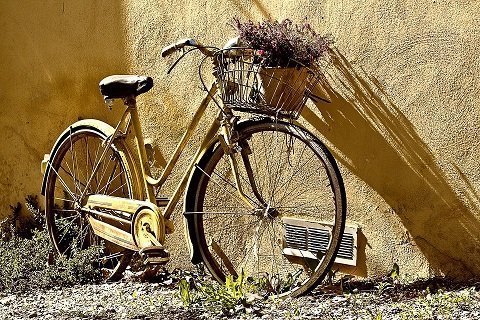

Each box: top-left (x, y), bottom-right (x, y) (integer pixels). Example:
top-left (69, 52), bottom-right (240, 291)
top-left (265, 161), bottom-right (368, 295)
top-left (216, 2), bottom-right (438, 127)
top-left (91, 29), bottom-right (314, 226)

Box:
top-left (139, 246), bottom-right (170, 265)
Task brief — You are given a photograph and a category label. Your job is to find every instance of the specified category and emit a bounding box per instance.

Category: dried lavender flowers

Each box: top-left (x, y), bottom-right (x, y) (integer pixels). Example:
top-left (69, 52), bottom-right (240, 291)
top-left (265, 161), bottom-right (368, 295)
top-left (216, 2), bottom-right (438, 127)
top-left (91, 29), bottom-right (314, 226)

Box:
top-left (233, 18), bottom-right (332, 67)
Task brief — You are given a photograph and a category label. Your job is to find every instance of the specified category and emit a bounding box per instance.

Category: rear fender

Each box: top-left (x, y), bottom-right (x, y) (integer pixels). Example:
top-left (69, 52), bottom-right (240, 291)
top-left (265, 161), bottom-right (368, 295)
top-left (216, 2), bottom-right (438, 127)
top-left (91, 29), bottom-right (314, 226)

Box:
top-left (40, 119), bottom-right (117, 196)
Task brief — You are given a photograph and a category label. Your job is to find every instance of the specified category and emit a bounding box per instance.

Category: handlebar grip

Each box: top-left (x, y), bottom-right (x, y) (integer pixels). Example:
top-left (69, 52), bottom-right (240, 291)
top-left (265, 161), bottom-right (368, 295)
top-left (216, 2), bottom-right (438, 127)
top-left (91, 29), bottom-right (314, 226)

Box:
top-left (161, 38), bottom-right (197, 57)
top-left (161, 44), bottom-right (179, 58)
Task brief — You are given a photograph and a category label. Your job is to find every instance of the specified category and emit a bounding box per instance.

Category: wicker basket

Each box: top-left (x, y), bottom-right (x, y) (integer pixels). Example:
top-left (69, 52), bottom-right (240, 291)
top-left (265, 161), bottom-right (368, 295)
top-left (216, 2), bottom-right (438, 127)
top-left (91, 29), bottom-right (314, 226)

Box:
top-left (215, 48), bottom-right (319, 119)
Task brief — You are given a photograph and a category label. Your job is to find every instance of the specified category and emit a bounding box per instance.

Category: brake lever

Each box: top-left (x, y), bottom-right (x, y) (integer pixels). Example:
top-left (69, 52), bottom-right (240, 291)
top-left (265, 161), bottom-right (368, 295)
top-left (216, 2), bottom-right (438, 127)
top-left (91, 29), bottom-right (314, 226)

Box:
top-left (166, 47), bottom-right (199, 74)
top-left (161, 38), bottom-right (197, 57)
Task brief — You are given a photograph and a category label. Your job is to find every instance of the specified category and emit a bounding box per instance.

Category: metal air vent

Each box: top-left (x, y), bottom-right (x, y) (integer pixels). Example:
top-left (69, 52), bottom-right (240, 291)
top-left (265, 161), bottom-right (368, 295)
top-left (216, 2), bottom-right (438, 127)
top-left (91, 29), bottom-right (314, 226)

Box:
top-left (282, 217), bottom-right (358, 266)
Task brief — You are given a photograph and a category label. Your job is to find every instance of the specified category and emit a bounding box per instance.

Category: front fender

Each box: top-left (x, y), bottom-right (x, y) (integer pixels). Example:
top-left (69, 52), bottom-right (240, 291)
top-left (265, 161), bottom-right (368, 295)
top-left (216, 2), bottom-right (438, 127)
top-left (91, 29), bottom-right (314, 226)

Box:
top-left (183, 133), bottom-right (219, 264)
top-left (40, 119), bottom-right (116, 195)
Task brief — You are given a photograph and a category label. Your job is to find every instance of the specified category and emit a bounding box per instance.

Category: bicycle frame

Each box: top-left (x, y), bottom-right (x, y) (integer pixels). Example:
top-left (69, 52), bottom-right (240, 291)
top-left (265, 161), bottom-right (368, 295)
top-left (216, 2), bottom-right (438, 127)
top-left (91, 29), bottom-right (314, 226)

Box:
top-left (43, 72), bottom-right (324, 255)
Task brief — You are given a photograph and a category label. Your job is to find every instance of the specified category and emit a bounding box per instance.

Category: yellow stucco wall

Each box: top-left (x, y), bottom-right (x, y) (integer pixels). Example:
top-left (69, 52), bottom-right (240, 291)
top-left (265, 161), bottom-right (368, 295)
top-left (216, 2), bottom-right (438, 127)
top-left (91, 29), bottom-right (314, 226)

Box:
top-left (1, 0), bottom-right (480, 280)
top-left (0, 0), bottom-right (129, 215)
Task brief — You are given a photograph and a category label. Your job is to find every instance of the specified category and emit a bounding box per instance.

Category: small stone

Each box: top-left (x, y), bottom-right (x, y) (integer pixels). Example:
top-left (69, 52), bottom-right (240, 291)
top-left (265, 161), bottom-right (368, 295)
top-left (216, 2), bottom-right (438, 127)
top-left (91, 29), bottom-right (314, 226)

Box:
top-left (245, 292), bottom-right (262, 304)
top-left (332, 296), bottom-right (347, 303)
top-left (235, 305), bottom-right (245, 313)
top-left (0, 296), bottom-right (15, 305)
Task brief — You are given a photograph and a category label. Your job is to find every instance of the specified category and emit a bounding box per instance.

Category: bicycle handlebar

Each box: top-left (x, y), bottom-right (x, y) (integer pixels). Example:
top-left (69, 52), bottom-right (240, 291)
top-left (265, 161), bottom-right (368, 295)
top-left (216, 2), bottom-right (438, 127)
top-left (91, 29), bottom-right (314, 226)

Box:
top-left (161, 37), bottom-right (247, 75)
top-left (161, 38), bottom-right (215, 57)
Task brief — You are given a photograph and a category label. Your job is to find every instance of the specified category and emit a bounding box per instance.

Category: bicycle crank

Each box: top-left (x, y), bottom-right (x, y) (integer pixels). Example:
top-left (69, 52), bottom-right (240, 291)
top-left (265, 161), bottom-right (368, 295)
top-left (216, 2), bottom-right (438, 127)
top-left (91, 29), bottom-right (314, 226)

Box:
top-left (83, 194), bottom-right (168, 261)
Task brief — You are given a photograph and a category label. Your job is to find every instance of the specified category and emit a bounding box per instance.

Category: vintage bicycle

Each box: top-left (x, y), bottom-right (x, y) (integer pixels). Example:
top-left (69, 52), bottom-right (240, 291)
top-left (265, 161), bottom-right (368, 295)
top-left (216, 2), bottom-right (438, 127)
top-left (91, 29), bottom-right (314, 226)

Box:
top-left (40, 38), bottom-right (346, 297)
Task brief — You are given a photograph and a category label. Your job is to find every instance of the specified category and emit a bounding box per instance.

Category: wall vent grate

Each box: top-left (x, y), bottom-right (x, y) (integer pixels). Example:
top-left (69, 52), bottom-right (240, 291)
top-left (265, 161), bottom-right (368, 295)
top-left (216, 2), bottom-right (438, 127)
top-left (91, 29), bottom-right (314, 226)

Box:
top-left (282, 218), bottom-right (358, 266)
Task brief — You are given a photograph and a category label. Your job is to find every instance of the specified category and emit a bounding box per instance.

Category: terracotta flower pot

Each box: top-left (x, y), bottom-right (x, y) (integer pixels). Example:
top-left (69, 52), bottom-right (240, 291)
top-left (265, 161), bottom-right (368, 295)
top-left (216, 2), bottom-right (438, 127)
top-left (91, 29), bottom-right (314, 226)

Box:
top-left (257, 66), bottom-right (308, 113)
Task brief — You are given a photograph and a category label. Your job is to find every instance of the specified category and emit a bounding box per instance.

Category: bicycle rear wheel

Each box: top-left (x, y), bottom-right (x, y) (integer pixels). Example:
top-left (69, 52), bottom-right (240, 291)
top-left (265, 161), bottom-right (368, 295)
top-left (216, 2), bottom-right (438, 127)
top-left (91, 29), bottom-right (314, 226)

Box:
top-left (44, 123), bottom-right (137, 281)
top-left (188, 119), bottom-right (346, 297)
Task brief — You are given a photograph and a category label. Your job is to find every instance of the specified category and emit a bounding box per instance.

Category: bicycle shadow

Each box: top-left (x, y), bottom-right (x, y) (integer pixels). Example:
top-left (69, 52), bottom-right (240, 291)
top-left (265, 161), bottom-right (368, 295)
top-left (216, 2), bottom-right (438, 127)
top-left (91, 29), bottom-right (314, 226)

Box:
top-left (304, 48), bottom-right (480, 278)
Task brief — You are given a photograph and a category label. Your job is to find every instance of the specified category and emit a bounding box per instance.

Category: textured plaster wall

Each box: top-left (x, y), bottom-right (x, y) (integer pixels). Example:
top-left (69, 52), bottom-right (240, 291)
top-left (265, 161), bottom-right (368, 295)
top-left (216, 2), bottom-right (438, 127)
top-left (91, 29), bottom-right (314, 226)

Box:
top-left (2, 0), bottom-right (480, 279)
top-left (0, 1), bottom-right (129, 219)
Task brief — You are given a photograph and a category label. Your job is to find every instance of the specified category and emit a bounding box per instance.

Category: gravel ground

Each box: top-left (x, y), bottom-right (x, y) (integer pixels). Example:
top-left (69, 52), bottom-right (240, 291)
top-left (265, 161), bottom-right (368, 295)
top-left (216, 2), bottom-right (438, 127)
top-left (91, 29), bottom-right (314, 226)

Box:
top-left (1, 277), bottom-right (480, 320)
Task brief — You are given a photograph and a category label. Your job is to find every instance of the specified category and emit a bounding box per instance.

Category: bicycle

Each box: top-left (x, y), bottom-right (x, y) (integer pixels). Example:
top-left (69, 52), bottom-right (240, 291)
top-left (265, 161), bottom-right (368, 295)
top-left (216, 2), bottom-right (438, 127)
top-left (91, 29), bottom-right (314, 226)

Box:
top-left (40, 38), bottom-right (346, 297)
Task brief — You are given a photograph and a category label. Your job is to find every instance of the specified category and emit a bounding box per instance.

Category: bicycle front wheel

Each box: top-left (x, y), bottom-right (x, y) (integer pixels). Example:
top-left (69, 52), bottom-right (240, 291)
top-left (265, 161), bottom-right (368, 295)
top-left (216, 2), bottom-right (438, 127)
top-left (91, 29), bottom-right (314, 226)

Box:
top-left (189, 119), bottom-right (346, 297)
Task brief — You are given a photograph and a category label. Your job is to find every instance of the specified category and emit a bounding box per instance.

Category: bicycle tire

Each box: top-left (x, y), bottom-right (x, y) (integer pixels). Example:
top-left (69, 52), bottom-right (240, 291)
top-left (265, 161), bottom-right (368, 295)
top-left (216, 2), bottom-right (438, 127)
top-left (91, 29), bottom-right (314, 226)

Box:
top-left (44, 123), bottom-right (139, 281)
top-left (187, 119), bottom-right (346, 297)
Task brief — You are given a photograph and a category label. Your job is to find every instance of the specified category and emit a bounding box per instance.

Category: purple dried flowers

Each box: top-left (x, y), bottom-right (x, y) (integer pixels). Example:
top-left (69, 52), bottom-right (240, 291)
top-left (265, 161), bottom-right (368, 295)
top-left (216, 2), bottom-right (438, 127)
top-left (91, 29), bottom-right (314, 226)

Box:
top-left (233, 18), bottom-right (332, 67)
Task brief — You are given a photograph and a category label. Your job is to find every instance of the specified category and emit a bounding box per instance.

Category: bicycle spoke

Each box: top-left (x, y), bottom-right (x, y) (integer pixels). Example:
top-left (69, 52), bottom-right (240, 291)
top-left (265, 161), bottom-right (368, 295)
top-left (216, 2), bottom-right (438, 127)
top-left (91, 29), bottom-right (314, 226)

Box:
top-left (58, 218), bottom-right (80, 244)
top-left (229, 218), bottom-right (269, 276)
top-left (61, 163), bottom-right (87, 193)
top-left (195, 164), bottom-right (259, 208)
top-left (108, 181), bottom-right (128, 196)
top-left (55, 215), bottom-right (80, 222)
top-left (70, 127), bottom-right (80, 196)
top-left (99, 251), bottom-right (127, 262)
top-left (96, 155), bottom-right (113, 193)
top-left (260, 131), bottom-right (274, 204)
top-left (97, 162), bottom-right (122, 195)
top-left (49, 164), bottom-right (77, 202)
top-left (70, 147), bottom-right (88, 191)
top-left (269, 132), bottom-right (288, 207)
top-left (204, 219), bottom-right (259, 234)
top-left (90, 137), bottom-right (104, 192)
top-left (249, 137), bottom-right (265, 198)
top-left (184, 211), bottom-right (255, 215)
top-left (100, 152), bottom-right (119, 194)
top-left (84, 137), bottom-right (90, 188)
top-left (275, 151), bottom-right (317, 205)
top-left (266, 220), bottom-right (281, 281)
top-left (268, 130), bottom-right (284, 206)
top-left (277, 203), bottom-right (335, 216)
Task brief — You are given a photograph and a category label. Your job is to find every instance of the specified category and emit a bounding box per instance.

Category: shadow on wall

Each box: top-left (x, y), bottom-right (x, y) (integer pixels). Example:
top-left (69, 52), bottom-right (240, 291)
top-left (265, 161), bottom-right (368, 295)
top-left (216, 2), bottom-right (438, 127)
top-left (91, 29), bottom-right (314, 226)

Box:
top-left (0, 1), bottom-right (128, 218)
top-left (226, 0), bottom-right (272, 19)
top-left (305, 48), bottom-right (480, 278)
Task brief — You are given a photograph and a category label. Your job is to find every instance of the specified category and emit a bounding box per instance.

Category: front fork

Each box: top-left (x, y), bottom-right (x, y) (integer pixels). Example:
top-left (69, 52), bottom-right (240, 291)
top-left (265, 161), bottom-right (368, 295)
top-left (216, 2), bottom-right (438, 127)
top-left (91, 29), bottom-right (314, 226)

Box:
top-left (218, 114), bottom-right (266, 210)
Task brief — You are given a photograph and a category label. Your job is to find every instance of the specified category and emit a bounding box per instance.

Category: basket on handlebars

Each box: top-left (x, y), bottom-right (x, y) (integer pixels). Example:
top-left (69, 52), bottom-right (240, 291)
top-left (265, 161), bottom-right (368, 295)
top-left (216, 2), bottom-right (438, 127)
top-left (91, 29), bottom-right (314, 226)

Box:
top-left (214, 48), bottom-right (320, 119)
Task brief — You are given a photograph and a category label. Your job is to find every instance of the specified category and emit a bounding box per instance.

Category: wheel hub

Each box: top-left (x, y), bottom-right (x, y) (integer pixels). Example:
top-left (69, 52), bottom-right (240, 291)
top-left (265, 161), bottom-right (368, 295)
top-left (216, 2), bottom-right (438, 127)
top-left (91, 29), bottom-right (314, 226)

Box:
top-left (257, 205), bottom-right (279, 219)
top-left (267, 207), bottom-right (279, 218)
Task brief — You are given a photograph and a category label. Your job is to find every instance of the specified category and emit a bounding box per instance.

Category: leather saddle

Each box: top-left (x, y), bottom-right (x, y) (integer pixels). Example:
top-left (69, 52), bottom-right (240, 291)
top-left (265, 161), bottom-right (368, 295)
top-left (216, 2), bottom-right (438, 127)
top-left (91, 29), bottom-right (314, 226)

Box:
top-left (99, 75), bottom-right (153, 99)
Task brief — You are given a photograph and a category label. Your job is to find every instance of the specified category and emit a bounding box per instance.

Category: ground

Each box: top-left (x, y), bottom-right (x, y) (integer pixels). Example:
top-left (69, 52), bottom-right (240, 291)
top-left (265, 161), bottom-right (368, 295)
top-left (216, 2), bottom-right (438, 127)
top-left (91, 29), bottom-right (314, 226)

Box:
top-left (1, 275), bottom-right (479, 320)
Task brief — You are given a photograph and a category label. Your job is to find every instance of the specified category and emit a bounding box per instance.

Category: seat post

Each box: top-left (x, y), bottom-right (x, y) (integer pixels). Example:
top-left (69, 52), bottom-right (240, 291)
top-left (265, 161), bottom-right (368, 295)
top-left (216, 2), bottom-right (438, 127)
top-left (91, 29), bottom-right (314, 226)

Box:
top-left (123, 95), bottom-right (137, 108)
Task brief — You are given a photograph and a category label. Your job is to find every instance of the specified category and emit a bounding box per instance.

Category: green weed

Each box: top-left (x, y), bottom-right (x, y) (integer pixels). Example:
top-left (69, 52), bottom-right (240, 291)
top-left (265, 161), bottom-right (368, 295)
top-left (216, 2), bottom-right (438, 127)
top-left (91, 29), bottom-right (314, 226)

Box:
top-left (178, 270), bottom-right (263, 317)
